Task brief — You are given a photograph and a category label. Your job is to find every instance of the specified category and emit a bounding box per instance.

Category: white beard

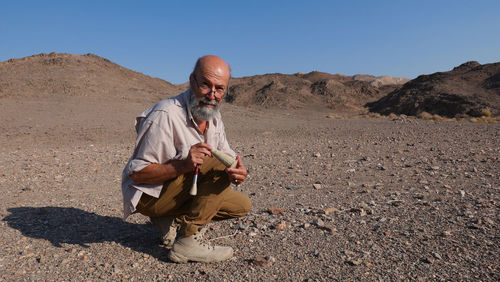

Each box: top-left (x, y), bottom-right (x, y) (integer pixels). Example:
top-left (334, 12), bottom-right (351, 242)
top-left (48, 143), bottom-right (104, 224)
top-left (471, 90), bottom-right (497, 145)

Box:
top-left (189, 90), bottom-right (221, 121)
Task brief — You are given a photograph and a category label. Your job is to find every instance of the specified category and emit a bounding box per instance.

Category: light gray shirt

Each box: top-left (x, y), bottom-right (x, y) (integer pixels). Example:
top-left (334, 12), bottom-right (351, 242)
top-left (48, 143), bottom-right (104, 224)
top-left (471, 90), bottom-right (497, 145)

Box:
top-left (121, 90), bottom-right (235, 219)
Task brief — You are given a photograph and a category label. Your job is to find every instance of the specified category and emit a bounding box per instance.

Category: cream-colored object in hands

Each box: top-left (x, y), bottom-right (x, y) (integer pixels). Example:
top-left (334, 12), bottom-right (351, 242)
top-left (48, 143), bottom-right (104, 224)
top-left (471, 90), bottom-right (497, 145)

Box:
top-left (190, 150), bottom-right (235, 196)
top-left (211, 149), bottom-right (237, 168)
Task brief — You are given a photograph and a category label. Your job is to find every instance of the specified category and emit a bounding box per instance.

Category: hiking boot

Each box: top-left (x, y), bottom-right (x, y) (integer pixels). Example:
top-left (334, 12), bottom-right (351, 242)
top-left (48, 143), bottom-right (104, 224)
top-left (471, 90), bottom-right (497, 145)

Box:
top-left (150, 216), bottom-right (177, 248)
top-left (168, 232), bottom-right (233, 263)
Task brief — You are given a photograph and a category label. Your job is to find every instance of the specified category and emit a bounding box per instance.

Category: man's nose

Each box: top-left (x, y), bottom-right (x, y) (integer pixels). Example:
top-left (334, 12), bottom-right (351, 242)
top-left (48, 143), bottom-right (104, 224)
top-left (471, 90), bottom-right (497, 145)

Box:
top-left (205, 88), bottom-right (216, 99)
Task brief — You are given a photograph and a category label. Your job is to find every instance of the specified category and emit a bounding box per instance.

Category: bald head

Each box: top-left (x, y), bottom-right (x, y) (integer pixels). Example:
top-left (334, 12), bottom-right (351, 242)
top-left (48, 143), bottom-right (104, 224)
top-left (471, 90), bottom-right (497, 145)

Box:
top-left (192, 55), bottom-right (231, 82)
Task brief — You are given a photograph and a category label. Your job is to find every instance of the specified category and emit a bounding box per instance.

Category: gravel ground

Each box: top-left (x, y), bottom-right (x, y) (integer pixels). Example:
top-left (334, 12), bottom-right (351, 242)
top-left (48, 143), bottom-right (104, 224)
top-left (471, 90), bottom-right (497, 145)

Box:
top-left (1, 105), bottom-right (499, 281)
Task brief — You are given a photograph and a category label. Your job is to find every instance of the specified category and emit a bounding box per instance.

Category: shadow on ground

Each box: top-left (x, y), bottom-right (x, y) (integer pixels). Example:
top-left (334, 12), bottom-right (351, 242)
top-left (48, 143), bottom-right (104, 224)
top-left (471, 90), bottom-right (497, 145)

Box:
top-left (4, 206), bottom-right (170, 262)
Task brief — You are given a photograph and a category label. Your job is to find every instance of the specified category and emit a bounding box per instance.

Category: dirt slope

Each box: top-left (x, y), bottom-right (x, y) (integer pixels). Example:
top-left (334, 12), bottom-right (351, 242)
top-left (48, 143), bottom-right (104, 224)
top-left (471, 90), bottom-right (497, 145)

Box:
top-left (367, 61), bottom-right (500, 117)
top-left (226, 72), bottom-right (405, 111)
top-left (0, 52), bottom-right (181, 103)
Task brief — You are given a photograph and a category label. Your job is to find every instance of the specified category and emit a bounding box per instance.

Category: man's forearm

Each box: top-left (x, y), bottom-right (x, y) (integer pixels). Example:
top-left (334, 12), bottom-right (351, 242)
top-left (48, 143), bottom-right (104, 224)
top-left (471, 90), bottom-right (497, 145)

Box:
top-left (130, 160), bottom-right (191, 185)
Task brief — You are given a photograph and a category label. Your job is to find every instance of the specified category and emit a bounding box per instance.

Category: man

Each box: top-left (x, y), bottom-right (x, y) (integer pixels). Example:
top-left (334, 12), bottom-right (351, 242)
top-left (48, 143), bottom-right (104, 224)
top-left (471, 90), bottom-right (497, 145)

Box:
top-left (121, 55), bottom-right (251, 263)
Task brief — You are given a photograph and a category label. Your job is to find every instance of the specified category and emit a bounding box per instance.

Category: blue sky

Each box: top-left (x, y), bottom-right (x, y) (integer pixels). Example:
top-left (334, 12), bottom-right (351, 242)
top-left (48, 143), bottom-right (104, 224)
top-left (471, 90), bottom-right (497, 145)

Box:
top-left (2, 0), bottom-right (499, 84)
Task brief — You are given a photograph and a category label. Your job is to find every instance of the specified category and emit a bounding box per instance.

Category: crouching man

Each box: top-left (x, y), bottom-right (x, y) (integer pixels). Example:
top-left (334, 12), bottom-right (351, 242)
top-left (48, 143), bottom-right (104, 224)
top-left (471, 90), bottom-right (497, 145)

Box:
top-left (121, 55), bottom-right (251, 263)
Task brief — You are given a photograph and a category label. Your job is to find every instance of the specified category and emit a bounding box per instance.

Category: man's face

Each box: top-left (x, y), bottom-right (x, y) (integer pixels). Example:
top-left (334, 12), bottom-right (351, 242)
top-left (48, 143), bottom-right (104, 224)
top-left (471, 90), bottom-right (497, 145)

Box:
top-left (189, 65), bottom-right (230, 121)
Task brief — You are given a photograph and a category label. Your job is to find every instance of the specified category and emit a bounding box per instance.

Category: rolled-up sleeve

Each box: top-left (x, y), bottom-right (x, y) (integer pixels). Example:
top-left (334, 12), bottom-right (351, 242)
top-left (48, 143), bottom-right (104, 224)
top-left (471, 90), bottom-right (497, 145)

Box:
top-left (125, 111), bottom-right (177, 194)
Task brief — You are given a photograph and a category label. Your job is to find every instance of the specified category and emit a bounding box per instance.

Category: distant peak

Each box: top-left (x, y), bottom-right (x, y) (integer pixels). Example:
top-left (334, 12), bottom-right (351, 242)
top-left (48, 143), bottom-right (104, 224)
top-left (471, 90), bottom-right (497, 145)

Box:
top-left (453, 61), bottom-right (481, 71)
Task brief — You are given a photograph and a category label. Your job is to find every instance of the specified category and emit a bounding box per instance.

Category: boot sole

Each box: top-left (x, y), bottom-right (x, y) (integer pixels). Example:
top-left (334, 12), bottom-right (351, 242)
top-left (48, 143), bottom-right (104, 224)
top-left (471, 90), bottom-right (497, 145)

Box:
top-left (168, 250), bottom-right (233, 263)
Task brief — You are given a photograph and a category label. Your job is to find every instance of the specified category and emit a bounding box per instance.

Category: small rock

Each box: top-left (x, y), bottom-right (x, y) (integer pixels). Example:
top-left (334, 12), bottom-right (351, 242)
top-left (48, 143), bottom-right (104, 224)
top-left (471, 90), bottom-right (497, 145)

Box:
top-left (312, 183), bottom-right (322, 190)
top-left (318, 225), bottom-right (336, 233)
top-left (315, 219), bottom-right (325, 227)
top-left (441, 230), bottom-right (452, 237)
top-left (251, 256), bottom-right (276, 267)
top-left (274, 221), bottom-right (287, 231)
top-left (323, 207), bottom-right (340, 215)
top-left (460, 190), bottom-right (466, 197)
top-left (268, 208), bottom-right (285, 215)
top-left (346, 258), bottom-right (362, 266)
top-left (313, 153), bottom-right (321, 158)
top-left (422, 257), bottom-right (435, 264)
top-left (285, 185), bottom-right (301, 190)
top-left (443, 184), bottom-right (452, 190)
top-left (432, 252), bottom-right (442, 260)
top-left (302, 223), bottom-right (311, 229)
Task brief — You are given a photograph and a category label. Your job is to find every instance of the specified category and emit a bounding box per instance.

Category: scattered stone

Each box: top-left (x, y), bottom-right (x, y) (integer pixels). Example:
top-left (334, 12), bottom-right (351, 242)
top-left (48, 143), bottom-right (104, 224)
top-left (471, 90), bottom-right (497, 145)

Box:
top-left (312, 183), bottom-right (322, 190)
top-left (441, 231), bottom-right (452, 237)
top-left (268, 208), bottom-right (285, 215)
top-left (315, 218), bottom-right (325, 227)
top-left (346, 258), bottom-right (362, 266)
top-left (318, 225), bottom-right (336, 233)
top-left (251, 256), bottom-right (276, 267)
top-left (323, 207), bottom-right (340, 215)
top-left (313, 153), bottom-right (321, 158)
top-left (302, 223), bottom-right (311, 229)
top-left (432, 252), bottom-right (442, 260)
top-left (274, 221), bottom-right (287, 231)
top-left (421, 257), bottom-right (435, 264)
top-left (285, 185), bottom-right (301, 190)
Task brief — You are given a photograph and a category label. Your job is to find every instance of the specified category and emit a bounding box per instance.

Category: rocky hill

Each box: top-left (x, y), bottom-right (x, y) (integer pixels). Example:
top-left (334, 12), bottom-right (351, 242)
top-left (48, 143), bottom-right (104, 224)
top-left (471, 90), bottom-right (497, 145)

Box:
top-left (0, 53), bottom-right (409, 112)
top-left (366, 61), bottom-right (500, 117)
top-left (0, 53), bottom-right (181, 103)
top-left (226, 71), bottom-right (405, 111)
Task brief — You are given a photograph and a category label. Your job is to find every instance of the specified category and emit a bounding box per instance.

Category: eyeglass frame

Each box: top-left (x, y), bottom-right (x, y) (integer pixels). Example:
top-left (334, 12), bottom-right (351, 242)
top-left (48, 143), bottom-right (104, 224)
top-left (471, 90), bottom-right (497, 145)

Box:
top-left (192, 75), bottom-right (227, 98)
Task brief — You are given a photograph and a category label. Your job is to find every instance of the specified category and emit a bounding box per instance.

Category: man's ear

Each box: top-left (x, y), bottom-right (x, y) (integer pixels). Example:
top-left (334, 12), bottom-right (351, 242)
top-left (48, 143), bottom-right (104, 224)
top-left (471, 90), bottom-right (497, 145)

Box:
top-left (189, 73), bottom-right (194, 88)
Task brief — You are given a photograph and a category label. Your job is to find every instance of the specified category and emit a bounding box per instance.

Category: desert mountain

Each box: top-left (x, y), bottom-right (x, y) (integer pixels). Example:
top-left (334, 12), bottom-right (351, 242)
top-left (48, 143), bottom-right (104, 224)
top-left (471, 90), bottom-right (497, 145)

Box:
top-left (226, 71), bottom-right (405, 111)
top-left (367, 61), bottom-right (500, 117)
top-left (0, 53), bottom-right (182, 103)
top-left (0, 53), bottom-right (409, 112)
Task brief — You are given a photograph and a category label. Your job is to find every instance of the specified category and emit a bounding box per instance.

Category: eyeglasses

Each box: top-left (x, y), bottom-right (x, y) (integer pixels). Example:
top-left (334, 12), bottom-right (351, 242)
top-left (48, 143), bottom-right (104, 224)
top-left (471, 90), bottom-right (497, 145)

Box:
top-left (193, 76), bottom-right (226, 97)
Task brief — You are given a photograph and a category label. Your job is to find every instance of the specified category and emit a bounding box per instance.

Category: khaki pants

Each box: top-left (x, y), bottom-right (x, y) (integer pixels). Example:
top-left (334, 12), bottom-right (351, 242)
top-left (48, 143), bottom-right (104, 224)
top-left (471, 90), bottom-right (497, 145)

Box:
top-left (136, 156), bottom-right (251, 236)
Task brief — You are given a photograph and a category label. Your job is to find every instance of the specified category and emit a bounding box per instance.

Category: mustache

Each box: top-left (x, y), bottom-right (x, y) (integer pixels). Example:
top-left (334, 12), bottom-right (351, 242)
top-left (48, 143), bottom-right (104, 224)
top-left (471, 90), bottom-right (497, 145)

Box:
top-left (199, 97), bottom-right (218, 105)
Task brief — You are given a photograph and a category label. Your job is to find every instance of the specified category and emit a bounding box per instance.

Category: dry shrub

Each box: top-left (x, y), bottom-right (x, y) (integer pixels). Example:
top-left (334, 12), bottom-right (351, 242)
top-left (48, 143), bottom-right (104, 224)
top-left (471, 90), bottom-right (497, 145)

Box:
top-left (470, 117), bottom-right (483, 123)
top-left (487, 119), bottom-right (497, 124)
top-left (418, 112), bottom-right (433, 119)
top-left (432, 114), bottom-right (444, 121)
top-left (368, 113), bottom-right (382, 118)
top-left (481, 108), bottom-right (492, 118)
top-left (456, 117), bottom-right (464, 122)
top-left (388, 113), bottom-right (397, 119)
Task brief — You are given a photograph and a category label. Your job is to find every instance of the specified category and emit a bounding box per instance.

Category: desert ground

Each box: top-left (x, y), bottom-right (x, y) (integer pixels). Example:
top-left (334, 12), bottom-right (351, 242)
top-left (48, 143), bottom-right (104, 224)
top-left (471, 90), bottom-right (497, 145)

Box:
top-left (0, 95), bottom-right (498, 280)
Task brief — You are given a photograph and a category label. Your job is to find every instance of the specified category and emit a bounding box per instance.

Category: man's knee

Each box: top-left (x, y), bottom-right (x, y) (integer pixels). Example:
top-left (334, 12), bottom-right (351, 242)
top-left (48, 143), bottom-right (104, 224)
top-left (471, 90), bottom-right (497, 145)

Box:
top-left (238, 194), bottom-right (252, 216)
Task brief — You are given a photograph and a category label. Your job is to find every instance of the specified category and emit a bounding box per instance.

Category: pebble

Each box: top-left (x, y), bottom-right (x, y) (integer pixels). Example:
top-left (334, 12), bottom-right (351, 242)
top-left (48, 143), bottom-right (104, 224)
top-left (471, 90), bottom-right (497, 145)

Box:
top-left (251, 256), bottom-right (276, 267)
top-left (312, 183), bottom-right (322, 189)
top-left (346, 258), bottom-right (362, 266)
top-left (268, 208), bottom-right (285, 215)
top-left (323, 207), bottom-right (340, 215)
top-left (274, 221), bottom-right (287, 230)
top-left (432, 252), bottom-right (442, 260)
top-left (315, 218), bottom-right (325, 227)
top-left (285, 185), bottom-right (301, 190)
top-left (441, 231), bottom-right (452, 237)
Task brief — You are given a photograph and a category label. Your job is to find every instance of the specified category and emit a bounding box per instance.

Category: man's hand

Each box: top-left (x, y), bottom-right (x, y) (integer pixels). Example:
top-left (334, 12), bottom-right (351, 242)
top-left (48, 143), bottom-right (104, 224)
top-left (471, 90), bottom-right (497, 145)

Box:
top-left (184, 143), bottom-right (213, 171)
top-left (226, 156), bottom-right (247, 186)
